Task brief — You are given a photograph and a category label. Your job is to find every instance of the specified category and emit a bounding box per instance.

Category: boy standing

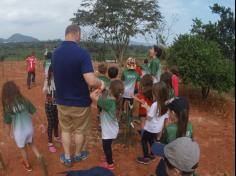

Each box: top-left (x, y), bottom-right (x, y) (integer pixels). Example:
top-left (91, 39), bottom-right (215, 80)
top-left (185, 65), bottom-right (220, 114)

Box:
top-left (26, 52), bottom-right (36, 89)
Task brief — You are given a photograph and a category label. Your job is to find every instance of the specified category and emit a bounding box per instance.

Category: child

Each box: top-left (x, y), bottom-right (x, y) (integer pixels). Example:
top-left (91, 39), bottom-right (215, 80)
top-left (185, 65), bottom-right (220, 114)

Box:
top-left (1, 81), bottom-right (45, 171)
top-left (148, 46), bottom-right (162, 83)
top-left (97, 63), bottom-right (111, 89)
top-left (170, 66), bottom-right (179, 96)
top-left (132, 74), bottom-right (153, 135)
top-left (121, 57), bottom-right (140, 114)
top-left (108, 66), bottom-right (119, 81)
top-left (160, 72), bottom-right (175, 99)
top-left (43, 51), bottom-right (52, 78)
top-left (136, 82), bottom-right (169, 165)
top-left (141, 59), bottom-right (150, 77)
top-left (90, 80), bottom-right (124, 170)
top-left (26, 52), bottom-right (36, 89)
top-left (160, 96), bottom-right (193, 144)
top-left (43, 65), bottom-right (60, 153)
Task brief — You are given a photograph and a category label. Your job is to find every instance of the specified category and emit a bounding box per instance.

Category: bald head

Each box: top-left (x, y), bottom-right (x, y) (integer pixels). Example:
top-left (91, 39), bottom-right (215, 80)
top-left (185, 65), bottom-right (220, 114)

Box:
top-left (65, 24), bottom-right (81, 42)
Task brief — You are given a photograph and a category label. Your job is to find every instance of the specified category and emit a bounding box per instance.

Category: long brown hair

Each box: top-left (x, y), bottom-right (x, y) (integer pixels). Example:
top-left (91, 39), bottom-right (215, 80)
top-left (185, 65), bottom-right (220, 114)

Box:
top-left (140, 74), bottom-right (153, 100)
top-left (1, 81), bottom-right (25, 113)
top-left (160, 72), bottom-right (173, 98)
top-left (152, 82), bottom-right (168, 116)
top-left (109, 80), bottom-right (124, 118)
top-left (47, 64), bottom-right (53, 87)
top-left (168, 97), bottom-right (190, 138)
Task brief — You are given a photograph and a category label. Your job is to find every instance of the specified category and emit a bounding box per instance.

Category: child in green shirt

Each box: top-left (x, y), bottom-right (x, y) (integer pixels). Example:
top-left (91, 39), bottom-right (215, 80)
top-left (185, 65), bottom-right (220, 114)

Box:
top-left (148, 45), bottom-right (162, 83)
top-left (90, 80), bottom-right (124, 170)
top-left (161, 96), bottom-right (193, 144)
top-left (1, 81), bottom-right (45, 172)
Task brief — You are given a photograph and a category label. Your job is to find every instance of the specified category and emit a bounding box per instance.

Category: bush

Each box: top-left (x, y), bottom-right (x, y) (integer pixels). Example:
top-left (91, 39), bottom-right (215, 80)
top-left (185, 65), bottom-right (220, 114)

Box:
top-left (168, 34), bottom-right (235, 98)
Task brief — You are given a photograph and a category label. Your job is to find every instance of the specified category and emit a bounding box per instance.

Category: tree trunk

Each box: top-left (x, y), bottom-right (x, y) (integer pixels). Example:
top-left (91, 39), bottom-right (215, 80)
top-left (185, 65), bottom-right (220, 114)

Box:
top-left (201, 86), bottom-right (210, 99)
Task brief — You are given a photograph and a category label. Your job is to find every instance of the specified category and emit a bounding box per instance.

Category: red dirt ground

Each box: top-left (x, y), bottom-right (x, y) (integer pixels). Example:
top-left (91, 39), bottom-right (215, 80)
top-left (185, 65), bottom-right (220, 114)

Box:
top-left (0, 61), bottom-right (234, 176)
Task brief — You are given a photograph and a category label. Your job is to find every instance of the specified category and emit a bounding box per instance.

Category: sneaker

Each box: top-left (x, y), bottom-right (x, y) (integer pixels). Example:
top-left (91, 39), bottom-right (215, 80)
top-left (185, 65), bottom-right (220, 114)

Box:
top-left (60, 154), bottom-right (73, 167)
top-left (136, 157), bottom-right (150, 165)
top-left (99, 162), bottom-right (114, 170)
top-left (48, 145), bottom-right (57, 153)
top-left (21, 160), bottom-right (32, 172)
top-left (148, 154), bottom-right (156, 161)
top-left (73, 151), bottom-right (89, 162)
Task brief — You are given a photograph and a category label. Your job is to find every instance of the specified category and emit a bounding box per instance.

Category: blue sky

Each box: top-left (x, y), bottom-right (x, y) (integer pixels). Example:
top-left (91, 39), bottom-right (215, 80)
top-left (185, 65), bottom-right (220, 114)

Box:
top-left (0, 0), bottom-right (235, 45)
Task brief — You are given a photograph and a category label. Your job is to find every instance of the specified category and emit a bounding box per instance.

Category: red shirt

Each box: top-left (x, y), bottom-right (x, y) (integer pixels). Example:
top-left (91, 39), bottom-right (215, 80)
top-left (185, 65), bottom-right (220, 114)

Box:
top-left (136, 66), bottom-right (142, 77)
top-left (172, 74), bottom-right (179, 96)
top-left (134, 67), bottom-right (142, 91)
top-left (26, 56), bottom-right (36, 72)
top-left (137, 92), bottom-right (152, 117)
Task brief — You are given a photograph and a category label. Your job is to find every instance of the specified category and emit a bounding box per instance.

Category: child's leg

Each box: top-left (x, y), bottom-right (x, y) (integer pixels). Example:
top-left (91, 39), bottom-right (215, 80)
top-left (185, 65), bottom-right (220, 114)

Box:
top-left (27, 72), bottom-right (31, 88)
top-left (141, 131), bottom-right (151, 158)
top-left (53, 105), bottom-right (59, 138)
top-left (20, 147), bottom-right (30, 165)
top-left (32, 71), bottom-right (35, 83)
top-left (102, 139), bottom-right (113, 164)
top-left (45, 103), bottom-right (54, 144)
top-left (29, 142), bottom-right (41, 158)
top-left (148, 132), bottom-right (157, 156)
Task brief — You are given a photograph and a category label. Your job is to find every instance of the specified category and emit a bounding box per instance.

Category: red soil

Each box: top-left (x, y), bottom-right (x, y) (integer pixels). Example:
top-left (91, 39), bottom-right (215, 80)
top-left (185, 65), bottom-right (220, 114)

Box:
top-left (0, 61), bottom-right (234, 176)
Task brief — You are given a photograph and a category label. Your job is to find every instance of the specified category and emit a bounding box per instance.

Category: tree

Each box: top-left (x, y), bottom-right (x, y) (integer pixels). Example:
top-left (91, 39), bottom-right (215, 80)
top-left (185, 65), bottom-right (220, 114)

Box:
top-left (155, 15), bottom-right (178, 47)
top-left (191, 3), bottom-right (235, 61)
top-left (168, 34), bottom-right (235, 99)
top-left (71, 0), bottom-right (162, 62)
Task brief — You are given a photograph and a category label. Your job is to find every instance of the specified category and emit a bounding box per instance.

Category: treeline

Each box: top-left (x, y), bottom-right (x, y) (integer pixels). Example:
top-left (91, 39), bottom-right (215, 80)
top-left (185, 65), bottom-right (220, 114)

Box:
top-left (0, 41), bottom-right (149, 62)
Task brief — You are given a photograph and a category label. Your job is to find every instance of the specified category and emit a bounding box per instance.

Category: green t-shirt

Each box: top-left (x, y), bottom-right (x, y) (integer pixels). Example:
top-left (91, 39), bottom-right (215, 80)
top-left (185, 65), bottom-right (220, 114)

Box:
top-left (149, 58), bottom-right (161, 82)
top-left (98, 97), bottom-right (119, 139)
top-left (161, 122), bottom-right (193, 144)
top-left (170, 88), bottom-right (175, 99)
top-left (98, 75), bottom-right (111, 89)
top-left (44, 59), bottom-right (51, 75)
top-left (3, 98), bottom-right (36, 124)
top-left (121, 69), bottom-right (140, 98)
top-left (141, 63), bottom-right (151, 75)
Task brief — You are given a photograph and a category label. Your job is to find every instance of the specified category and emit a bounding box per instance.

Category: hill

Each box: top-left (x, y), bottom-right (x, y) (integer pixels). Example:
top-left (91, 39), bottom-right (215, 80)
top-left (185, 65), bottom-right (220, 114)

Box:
top-left (0, 33), bottom-right (39, 43)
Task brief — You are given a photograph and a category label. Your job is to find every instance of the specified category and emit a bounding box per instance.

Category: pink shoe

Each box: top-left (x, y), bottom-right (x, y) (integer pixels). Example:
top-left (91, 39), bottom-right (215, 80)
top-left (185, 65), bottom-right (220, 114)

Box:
top-left (98, 162), bottom-right (114, 170)
top-left (48, 145), bottom-right (57, 153)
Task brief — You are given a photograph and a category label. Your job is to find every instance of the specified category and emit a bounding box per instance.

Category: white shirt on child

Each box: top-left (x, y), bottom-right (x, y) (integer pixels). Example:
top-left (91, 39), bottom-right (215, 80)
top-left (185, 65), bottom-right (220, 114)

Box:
top-left (144, 102), bottom-right (168, 133)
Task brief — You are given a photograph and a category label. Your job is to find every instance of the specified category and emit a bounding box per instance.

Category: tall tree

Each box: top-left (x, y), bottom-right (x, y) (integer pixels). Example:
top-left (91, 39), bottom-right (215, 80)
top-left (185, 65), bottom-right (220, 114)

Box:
top-left (71, 0), bottom-right (162, 62)
top-left (191, 3), bottom-right (235, 61)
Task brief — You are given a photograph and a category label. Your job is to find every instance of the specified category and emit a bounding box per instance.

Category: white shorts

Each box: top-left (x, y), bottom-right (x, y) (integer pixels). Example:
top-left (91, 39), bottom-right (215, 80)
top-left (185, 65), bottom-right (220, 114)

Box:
top-left (14, 125), bottom-right (34, 148)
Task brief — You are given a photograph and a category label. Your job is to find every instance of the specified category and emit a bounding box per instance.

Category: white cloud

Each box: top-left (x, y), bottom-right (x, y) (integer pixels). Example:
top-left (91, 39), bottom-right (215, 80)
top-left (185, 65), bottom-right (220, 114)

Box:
top-left (0, 0), bottom-right (235, 43)
top-left (0, 0), bottom-right (83, 40)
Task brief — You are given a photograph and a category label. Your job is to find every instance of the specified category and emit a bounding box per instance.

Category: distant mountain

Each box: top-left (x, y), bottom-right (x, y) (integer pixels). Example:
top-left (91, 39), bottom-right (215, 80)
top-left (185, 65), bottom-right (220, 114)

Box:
top-left (0, 33), bottom-right (39, 43)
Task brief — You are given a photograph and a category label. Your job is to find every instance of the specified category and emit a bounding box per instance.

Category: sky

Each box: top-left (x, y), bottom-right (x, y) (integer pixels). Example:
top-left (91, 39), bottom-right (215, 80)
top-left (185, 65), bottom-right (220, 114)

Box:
top-left (0, 0), bottom-right (235, 45)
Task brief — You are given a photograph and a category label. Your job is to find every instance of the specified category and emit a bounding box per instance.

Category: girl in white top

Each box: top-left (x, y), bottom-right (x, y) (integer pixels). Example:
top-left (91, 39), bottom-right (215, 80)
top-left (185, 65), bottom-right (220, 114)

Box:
top-left (136, 82), bottom-right (169, 165)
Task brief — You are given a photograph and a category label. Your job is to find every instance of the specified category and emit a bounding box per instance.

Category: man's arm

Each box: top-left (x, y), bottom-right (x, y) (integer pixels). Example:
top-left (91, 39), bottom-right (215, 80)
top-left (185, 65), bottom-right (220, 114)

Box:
top-left (83, 72), bottom-right (105, 90)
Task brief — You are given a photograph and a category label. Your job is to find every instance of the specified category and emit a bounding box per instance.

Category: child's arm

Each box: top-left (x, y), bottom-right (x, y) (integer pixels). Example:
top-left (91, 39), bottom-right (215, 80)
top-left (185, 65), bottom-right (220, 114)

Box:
top-left (141, 102), bottom-right (151, 112)
top-left (32, 112), bottom-right (46, 133)
top-left (90, 89), bottom-right (101, 104)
